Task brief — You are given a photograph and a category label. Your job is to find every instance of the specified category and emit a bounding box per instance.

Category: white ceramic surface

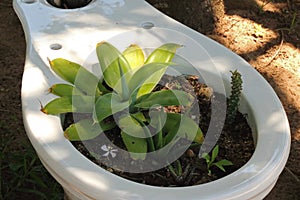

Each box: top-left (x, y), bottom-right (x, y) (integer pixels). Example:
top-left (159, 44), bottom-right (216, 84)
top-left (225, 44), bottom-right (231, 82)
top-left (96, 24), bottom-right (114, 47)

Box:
top-left (14, 0), bottom-right (290, 199)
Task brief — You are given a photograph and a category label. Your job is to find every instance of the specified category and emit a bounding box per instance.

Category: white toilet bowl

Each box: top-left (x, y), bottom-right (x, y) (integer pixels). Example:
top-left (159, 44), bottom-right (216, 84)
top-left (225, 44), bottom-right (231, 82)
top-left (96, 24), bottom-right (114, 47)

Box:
top-left (14, 0), bottom-right (290, 199)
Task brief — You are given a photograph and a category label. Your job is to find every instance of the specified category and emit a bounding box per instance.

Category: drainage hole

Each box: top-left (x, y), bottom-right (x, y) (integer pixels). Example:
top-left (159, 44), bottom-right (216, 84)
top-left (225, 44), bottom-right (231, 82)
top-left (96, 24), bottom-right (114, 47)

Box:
top-left (50, 43), bottom-right (62, 50)
top-left (47, 0), bottom-right (92, 9)
top-left (141, 22), bottom-right (155, 29)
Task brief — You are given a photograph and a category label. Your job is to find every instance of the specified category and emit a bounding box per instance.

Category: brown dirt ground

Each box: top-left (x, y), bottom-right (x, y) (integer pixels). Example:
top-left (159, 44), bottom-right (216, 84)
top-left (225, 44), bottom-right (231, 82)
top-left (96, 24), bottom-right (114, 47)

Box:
top-left (1, 0), bottom-right (299, 199)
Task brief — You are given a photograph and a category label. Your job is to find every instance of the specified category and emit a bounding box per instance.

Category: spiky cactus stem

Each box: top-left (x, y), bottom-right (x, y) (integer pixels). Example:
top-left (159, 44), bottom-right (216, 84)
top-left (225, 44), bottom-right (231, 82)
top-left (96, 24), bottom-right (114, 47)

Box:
top-left (227, 70), bottom-right (243, 124)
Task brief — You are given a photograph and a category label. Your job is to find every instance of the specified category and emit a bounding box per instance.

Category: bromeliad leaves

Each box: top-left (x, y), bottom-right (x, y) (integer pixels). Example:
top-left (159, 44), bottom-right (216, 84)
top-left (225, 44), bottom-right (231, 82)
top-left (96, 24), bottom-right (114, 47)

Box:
top-left (93, 92), bottom-right (129, 123)
top-left (41, 95), bottom-right (94, 115)
top-left (41, 42), bottom-right (204, 160)
top-left (96, 41), bottom-right (132, 99)
top-left (48, 58), bottom-right (101, 96)
top-left (64, 118), bottom-right (115, 141)
top-left (93, 42), bottom-right (184, 126)
top-left (96, 42), bottom-right (182, 100)
top-left (122, 44), bottom-right (145, 70)
top-left (134, 90), bottom-right (194, 109)
top-left (132, 43), bottom-right (182, 98)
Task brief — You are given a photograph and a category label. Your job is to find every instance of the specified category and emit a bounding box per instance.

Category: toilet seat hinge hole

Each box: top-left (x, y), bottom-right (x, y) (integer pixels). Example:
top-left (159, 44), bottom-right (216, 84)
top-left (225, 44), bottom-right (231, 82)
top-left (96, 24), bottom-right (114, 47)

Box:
top-left (50, 43), bottom-right (62, 50)
top-left (141, 22), bottom-right (155, 29)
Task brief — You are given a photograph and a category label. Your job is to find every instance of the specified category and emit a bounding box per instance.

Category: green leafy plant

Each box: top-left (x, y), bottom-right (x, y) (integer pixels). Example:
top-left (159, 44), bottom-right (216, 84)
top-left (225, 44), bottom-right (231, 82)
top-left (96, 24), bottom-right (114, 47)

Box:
top-left (41, 42), bottom-right (204, 160)
top-left (201, 145), bottom-right (233, 176)
top-left (167, 160), bottom-right (195, 186)
top-left (1, 139), bottom-right (63, 200)
top-left (227, 70), bottom-right (243, 124)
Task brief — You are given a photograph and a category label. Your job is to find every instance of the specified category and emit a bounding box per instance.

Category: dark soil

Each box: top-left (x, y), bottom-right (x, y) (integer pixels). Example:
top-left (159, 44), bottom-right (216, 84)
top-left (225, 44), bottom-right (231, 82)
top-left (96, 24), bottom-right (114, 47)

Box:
top-left (66, 75), bottom-right (254, 187)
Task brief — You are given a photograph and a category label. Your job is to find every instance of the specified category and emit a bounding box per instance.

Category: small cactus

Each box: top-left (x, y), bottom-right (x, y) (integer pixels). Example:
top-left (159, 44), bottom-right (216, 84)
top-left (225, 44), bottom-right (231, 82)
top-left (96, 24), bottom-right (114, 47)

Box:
top-left (227, 70), bottom-right (243, 124)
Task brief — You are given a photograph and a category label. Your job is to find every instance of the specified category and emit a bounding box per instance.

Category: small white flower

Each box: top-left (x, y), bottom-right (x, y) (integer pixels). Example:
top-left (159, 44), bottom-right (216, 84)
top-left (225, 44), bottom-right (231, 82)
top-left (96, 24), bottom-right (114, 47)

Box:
top-left (101, 145), bottom-right (118, 158)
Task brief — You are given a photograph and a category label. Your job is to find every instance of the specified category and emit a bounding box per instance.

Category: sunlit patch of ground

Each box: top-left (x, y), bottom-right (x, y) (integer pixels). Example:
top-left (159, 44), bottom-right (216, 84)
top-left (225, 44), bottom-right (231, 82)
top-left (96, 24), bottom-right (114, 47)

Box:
top-left (255, 0), bottom-right (288, 13)
top-left (213, 14), bottom-right (279, 55)
top-left (273, 43), bottom-right (300, 78)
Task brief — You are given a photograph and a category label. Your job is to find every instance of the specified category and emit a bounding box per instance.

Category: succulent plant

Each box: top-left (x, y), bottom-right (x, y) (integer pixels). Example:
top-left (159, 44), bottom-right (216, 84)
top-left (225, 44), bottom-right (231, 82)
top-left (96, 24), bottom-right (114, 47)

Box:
top-left (41, 42), bottom-right (204, 160)
top-left (227, 70), bottom-right (243, 125)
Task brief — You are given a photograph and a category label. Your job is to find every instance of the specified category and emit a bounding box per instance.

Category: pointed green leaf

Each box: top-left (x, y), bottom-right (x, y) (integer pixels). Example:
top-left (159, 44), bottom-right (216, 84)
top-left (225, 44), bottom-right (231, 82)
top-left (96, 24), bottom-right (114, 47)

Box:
top-left (118, 115), bottom-right (146, 138)
top-left (49, 58), bottom-right (101, 96)
top-left (163, 119), bottom-right (180, 146)
top-left (49, 83), bottom-right (84, 97)
top-left (121, 131), bottom-right (147, 160)
top-left (93, 93), bottom-right (129, 122)
top-left (211, 145), bottom-right (219, 163)
top-left (41, 96), bottom-right (95, 115)
top-left (128, 62), bottom-right (170, 96)
top-left (163, 113), bottom-right (203, 144)
top-left (118, 59), bottom-right (130, 100)
top-left (213, 160), bottom-right (233, 172)
top-left (201, 153), bottom-right (211, 163)
top-left (132, 43), bottom-right (182, 97)
top-left (214, 163), bottom-right (225, 172)
top-left (134, 90), bottom-right (194, 108)
top-left (123, 44), bottom-right (145, 69)
top-left (97, 79), bottom-right (112, 94)
top-left (130, 112), bottom-right (147, 122)
top-left (96, 41), bottom-right (132, 96)
top-left (145, 43), bottom-right (182, 64)
top-left (64, 118), bottom-right (115, 141)
top-left (153, 112), bottom-right (163, 150)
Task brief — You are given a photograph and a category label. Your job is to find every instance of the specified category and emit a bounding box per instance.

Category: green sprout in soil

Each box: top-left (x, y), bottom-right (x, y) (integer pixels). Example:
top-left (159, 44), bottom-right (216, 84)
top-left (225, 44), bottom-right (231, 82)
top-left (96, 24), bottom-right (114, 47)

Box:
top-left (167, 160), bottom-right (195, 186)
top-left (41, 42), bottom-right (204, 160)
top-left (201, 145), bottom-right (233, 176)
top-left (227, 70), bottom-right (243, 125)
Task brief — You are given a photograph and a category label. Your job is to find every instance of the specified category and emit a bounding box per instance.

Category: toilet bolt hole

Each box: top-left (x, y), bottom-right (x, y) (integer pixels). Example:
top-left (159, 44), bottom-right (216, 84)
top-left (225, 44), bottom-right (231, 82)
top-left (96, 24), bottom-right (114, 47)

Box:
top-left (50, 43), bottom-right (62, 50)
top-left (141, 22), bottom-right (155, 29)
